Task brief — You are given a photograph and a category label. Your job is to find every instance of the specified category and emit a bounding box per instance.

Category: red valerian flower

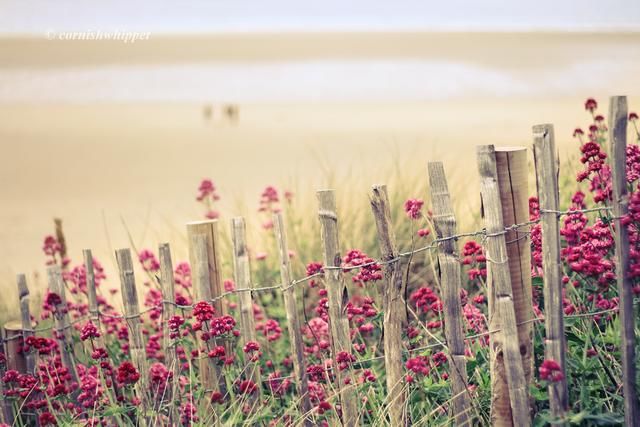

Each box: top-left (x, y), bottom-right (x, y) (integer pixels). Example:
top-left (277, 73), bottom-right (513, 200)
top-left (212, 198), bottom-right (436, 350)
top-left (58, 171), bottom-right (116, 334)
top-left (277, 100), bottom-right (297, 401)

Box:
top-left (80, 321), bottom-right (100, 341)
top-left (336, 351), bottom-right (356, 371)
top-left (539, 359), bottom-right (564, 382)
top-left (406, 356), bottom-right (430, 375)
top-left (116, 361), bottom-right (140, 385)
top-left (342, 249), bottom-right (382, 285)
top-left (39, 411), bottom-right (57, 426)
top-left (196, 179), bottom-right (220, 202)
top-left (193, 301), bottom-right (215, 322)
top-left (404, 198), bottom-right (424, 219)
top-left (306, 262), bottom-right (324, 287)
top-left (138, 249), bottom-right (160, 272)
top-left (584, 98), bottom-right (598, 113)
top-left (243, 341), bottom-right (260, 354)
top-left (630, 112), bottom-right (639, 121)
top-left (238, 379), bottom-right (258, 395)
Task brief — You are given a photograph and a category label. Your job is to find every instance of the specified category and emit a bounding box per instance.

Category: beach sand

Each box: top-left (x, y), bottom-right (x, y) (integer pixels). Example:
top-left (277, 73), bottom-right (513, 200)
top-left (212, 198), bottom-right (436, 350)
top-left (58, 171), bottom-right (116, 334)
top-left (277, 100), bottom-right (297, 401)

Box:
top-left (1, 32), bottom-right (639, 303)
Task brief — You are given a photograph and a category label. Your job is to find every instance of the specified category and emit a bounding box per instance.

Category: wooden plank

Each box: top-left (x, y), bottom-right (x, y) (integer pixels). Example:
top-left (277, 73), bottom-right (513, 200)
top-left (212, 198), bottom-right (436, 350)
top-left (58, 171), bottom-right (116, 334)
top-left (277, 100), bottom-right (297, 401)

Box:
top-left (115, 248), bottom-right (149, 414)
top-left (0, 327), bottom-right (15, 425)
top-left (426, 166), bottom-right (472, 426)
top-left (477, 145), bottom-right (530, 427)
top-left (17, 274), bottom-right (35, 374)
top-left (273, 212), bottom-right (313, 424)
top-left (369, 184), bottom-right (407, 426)
top-left (186, 220), bottom-right (226, 317)
top-left (532, 124), bottom-right (568, 421)
top-left (83, 250), bottom-right (105, 349)
top-left (494, 147), bottom-right (534, 395)
top-left (608, 96), bottom-right (639, 426)
top-left (47, 266), bottom-right (79, 384)
top-left (158, 243), bottom-right (178, 420)
top-left (231, 217), bottom-right (262, 397)
top-left (317, 189), bottom-right (359, 426)
top-left (188, 233), bottom-right (221, 393)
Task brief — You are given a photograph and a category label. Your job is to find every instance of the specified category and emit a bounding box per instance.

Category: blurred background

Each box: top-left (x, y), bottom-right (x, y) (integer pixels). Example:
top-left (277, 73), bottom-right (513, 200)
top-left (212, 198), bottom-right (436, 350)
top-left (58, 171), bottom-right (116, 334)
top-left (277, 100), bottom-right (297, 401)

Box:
top-left (1, 0), bottom-right (639, 300)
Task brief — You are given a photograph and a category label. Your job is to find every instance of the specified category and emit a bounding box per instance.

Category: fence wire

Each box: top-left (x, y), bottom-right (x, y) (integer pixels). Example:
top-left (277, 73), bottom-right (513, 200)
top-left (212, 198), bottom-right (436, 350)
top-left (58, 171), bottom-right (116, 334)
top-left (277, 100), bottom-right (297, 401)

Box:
top-left (0, 205), bottom-right (618, 347)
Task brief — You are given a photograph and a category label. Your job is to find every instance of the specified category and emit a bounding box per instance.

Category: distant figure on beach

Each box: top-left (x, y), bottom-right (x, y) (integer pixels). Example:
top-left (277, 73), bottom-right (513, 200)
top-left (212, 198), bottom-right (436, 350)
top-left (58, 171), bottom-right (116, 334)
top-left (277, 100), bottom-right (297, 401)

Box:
top-left (202, 104), bottom-right (213, 122)
top-left (224, 104), bottom-right (239, 123)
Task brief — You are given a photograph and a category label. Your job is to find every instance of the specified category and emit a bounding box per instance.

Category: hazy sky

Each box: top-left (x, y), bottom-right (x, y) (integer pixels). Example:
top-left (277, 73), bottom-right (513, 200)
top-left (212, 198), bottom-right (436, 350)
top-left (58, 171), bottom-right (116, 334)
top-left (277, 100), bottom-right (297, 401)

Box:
top-left (1, 0), bottom-right (639, 34)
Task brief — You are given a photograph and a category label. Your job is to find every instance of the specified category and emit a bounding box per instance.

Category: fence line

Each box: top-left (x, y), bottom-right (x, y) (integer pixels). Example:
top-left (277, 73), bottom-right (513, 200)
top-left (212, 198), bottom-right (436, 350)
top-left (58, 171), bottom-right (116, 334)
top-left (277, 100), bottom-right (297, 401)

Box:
top-left (2, 150), bottom-right (633, 427)
top-left (0, 204), bottom-right (620, 344)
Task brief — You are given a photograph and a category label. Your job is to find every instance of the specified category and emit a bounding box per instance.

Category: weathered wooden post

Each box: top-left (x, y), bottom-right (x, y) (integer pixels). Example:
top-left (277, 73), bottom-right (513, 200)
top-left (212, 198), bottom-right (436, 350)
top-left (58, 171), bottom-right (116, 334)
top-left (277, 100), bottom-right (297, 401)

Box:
top-left (608, 96), bottom-right (639, 426)
top-left (54, 218), bottom-right (68, 268)
top-left (427, 165), bottom-right (472, 426)
top-left (477, 145), bottom-right (530, 427)
top-left (188, 234), bottom-right (221, 393)
top-left (3, 322), bottom-right (26, 373)
top-left (494, 147), bottom-right (534, 393)
top-left (47, 266), bottom-right (78, 384)
top-left (231, 217), bottom-right (262, 396)
top-left (317, 189), bottom-right (358, 426)
top-left (369, 184), bottom-right (406, 426)
top-left (186, 221), bottom-right (226, 317)
top-left (0, 328), bottom-right (14, 425)
top-left (115, 249), bottom-right (149, 412)
top-left (158, 243), bottom-right (178, 420)
top-left (17, 274), bottom-right (35, 374)
top-left (273, 213), bottom-right (313, 423)
top-left (532, 124), bottom-right (569, 421)
top-left (83, 250), bottom-right (105, 349)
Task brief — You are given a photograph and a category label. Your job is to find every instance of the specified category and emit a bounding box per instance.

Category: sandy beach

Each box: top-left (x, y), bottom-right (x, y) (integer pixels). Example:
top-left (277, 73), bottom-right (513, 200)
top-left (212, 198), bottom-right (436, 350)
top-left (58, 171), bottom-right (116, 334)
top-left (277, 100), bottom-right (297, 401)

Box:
top-left (1, 31), bottom-right (640, 296)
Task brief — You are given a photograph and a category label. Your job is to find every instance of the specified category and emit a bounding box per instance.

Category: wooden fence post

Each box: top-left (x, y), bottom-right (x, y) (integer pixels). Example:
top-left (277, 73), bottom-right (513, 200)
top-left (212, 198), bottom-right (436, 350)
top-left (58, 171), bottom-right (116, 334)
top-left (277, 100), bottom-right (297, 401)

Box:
top-left (369, 184), bottom-right (406, 426)
top-left (477, 145), bottom-right (530, 427)
top-left (158, 243), bottom-right (178, 419)
top-left (317, 189), bottom-right (358, 426)
top-left (608, 95), bottom-right (639, 426)
top-left (532, 124), bottom-right (569, 421)
top-left (54, 218), bottom-right (68, 268)
top-left (494, 147), bottom-right (534, 393)
top-left (186, 221), bottom-right (226, 317)
top-left (427, 165), bottom-right (472, 426)
top-left (188, 234), bottom-right (221, 394)
top-left (3, 322), bottom-right (26, 373)
top-left (273, 213), bottom-right (313, 423)
top-left (17, 274), bottom-right (35, 374)
top-left (47, 266), bottom-right (78, 384)
top-left (231, 217), bottom-right (262, 396)
top-left (0, 328), bottom-right (15, 425)
top-left (115, 249), bottom-right (149, 412)
top-left (83, 250), bottom-right (105, 349)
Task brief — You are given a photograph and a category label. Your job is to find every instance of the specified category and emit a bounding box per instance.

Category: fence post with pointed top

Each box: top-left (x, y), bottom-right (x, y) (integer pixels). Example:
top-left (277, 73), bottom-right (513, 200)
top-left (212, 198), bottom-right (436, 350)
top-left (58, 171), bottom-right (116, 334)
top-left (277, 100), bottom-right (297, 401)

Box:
top-left (608, 95), bottom-right (639, 426)
top-left (427, 166), bottom-right (472, 426)
top-left (273, 212), bottom-right (313, 424)
top-left (369, 184), bottom-right (407, 426)
top-left (317, 189), bottom-right (358, 426)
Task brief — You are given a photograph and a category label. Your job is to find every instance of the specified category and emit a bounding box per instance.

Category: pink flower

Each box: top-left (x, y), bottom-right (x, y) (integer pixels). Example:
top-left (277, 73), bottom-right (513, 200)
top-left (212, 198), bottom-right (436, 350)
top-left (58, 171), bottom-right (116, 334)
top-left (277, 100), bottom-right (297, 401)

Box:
top-left (238, 379), bottom-right (258, 395)
top-left (406, 356), bottom-right (430, 375)
top-left (417, 228), bottom-right (430, 237)
top-left (80, 321), bottom-right (100, 341)
top-left (116, 361), bottom-right (140, 385)
top-left (138, 249), bottom-right (160, 272)
top-left (584, 98), bottom-right (598, 112)
top-left (342, 249), bottom-right (382, 285)
top-left (404, 198), bottom-right (424, 219)
top-left (539, 359), bottom-right (564, 382)
top-left (196, 179), bottom-right (220, 202)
